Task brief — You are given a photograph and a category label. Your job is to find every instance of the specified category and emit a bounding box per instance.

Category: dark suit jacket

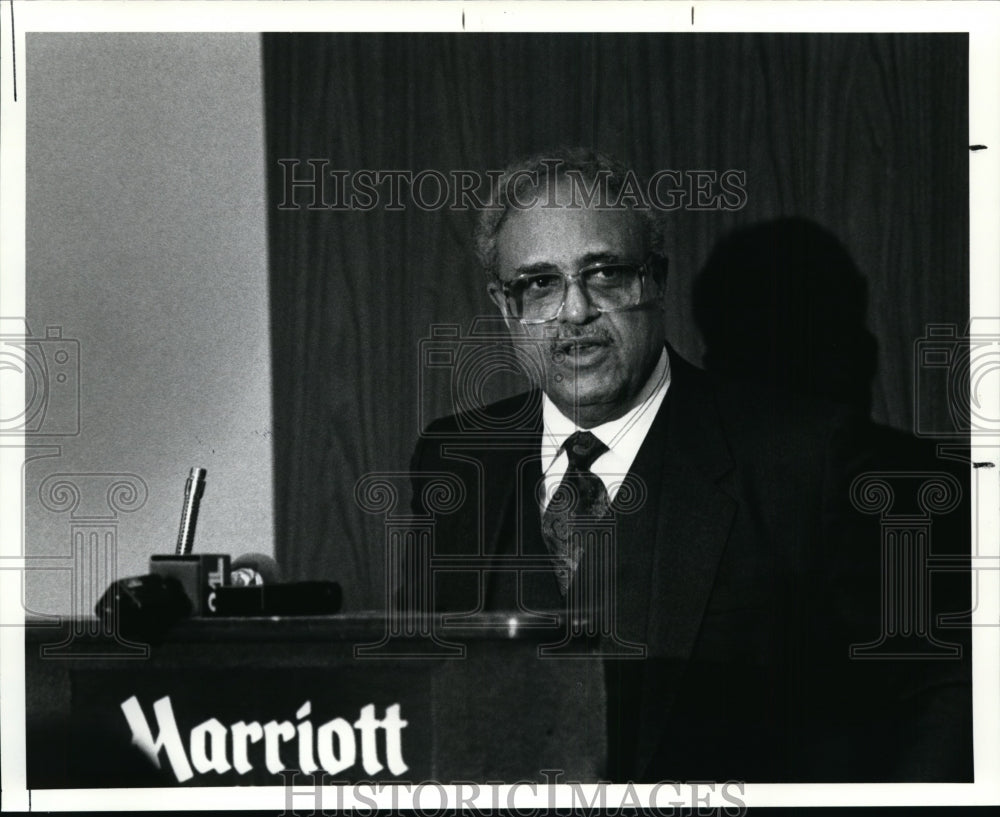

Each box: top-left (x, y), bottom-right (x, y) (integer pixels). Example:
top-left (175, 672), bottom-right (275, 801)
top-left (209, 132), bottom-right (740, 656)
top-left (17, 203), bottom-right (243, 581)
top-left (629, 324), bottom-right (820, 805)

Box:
top-left (408, 349), bottom-right (972, 783)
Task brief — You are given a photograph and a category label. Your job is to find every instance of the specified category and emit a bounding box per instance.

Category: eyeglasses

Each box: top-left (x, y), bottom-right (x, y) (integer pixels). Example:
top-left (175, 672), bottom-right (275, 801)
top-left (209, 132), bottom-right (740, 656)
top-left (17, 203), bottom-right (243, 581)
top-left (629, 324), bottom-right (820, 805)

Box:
top-left (499, 255), bottom-right (659, 324)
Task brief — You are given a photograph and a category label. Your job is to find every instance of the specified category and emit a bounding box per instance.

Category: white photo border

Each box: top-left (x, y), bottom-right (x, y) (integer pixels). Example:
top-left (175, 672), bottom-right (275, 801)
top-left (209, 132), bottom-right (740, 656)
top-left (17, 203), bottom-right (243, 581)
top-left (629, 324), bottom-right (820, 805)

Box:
top-left (1, 1), bottom-right (997, 812)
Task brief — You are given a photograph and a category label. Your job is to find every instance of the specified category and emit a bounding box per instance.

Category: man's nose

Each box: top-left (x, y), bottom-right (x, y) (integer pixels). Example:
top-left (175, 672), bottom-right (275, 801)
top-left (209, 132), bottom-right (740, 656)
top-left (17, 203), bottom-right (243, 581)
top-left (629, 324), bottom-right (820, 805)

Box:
top-left (559, 278), bottom-right (597, 323)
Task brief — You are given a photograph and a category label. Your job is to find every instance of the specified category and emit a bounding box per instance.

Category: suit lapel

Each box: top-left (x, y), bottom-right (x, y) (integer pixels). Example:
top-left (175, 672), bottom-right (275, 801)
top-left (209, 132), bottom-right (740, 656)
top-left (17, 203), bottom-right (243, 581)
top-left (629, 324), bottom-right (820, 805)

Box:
top-left (471, 392), bottom-right (564, 610)
top-left (467, 355), bottom-right (739, 772)
top-left (631, 351), bottom-right (738, 776)
top-left (514, 447), bottom-right (565, 609)
top-left (608, 399), bottom-right (667, 647)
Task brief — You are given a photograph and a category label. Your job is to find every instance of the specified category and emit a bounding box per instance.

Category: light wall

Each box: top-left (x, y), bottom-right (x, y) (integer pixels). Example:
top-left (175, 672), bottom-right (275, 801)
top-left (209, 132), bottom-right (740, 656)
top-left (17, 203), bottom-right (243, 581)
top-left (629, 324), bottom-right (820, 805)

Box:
top-left (24, 34), bottom-right (273, 615)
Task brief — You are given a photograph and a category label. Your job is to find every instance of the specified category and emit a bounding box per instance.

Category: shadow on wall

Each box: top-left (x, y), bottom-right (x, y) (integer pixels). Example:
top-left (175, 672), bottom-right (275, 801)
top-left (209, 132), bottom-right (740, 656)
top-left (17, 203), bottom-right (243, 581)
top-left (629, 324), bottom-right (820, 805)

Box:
top-left (692, 212), bottom-right (972, 562)
top-left (693, 217), bottom-right (878, 419)
top-left (692, 223), bottom-right (972, 781)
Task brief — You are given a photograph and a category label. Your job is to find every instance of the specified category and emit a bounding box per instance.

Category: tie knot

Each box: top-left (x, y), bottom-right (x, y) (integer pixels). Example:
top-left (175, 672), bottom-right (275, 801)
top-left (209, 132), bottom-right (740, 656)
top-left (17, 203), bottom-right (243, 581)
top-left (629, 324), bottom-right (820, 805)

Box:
top-left (562, 430), bottom-right (608, 471)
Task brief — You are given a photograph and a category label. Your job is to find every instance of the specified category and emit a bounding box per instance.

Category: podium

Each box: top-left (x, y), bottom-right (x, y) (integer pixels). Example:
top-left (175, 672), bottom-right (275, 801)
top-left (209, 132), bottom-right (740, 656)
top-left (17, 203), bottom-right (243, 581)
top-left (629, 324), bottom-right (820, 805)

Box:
top-left (25, 613), bottom-right (607, 788)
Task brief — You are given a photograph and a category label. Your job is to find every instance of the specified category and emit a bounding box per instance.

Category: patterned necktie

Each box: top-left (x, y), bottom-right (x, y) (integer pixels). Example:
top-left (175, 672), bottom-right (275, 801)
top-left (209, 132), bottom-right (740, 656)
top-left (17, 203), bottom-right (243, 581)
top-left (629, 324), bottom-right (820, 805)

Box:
top-left (540, 430), bottom-right (611, 596)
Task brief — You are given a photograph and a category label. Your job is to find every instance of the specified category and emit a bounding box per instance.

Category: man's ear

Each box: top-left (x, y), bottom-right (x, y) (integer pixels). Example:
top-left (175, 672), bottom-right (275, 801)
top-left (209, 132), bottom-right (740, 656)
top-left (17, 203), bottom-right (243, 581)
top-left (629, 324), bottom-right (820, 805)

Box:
top-left (487, 280), bottom-right (514, 328)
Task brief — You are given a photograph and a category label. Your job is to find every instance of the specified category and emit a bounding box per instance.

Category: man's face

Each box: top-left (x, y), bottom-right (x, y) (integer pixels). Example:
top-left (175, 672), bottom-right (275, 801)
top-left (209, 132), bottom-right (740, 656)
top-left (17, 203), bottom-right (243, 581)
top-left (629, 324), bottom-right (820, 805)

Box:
top-left (489, 192), bottom-right (666, 427)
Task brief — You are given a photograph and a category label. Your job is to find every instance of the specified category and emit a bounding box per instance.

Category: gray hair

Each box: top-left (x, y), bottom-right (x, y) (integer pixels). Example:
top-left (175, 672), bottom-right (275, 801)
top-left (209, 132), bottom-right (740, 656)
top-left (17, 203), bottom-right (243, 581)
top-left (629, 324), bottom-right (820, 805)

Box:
top-left (474, 148), bottom-right (666, 281)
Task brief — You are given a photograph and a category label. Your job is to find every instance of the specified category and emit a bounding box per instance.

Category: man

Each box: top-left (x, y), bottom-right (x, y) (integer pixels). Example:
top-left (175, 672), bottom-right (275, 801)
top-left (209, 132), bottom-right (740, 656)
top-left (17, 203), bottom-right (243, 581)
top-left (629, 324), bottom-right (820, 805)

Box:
top-left (407, 150), bottom-right (971, 782)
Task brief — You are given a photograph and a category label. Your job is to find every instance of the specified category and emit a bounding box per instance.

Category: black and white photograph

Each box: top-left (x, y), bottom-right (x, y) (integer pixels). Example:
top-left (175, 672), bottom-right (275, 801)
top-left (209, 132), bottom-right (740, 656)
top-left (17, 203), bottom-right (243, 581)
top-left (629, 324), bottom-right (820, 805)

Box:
top-left (1, 2), bottom-right (998, 813)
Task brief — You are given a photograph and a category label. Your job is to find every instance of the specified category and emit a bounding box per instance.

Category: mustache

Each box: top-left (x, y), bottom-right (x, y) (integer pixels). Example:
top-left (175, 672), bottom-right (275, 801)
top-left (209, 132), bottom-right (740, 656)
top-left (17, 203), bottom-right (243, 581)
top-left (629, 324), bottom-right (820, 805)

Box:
top-left (548, 331), bottom-right (613, 351)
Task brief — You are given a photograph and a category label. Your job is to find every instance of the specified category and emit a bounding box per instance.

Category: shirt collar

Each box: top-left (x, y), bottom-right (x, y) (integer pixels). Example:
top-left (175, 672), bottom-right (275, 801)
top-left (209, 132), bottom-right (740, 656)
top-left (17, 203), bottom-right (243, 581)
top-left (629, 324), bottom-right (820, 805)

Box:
top-left (541, 347), bottom-right (671, 471)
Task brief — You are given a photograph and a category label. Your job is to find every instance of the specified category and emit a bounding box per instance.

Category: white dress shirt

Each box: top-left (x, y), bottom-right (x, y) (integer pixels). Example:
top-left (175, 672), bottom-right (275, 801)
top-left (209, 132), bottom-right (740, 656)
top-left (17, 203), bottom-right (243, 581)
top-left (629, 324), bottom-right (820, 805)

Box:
top-left (540, 348), bottom-right (671, 508)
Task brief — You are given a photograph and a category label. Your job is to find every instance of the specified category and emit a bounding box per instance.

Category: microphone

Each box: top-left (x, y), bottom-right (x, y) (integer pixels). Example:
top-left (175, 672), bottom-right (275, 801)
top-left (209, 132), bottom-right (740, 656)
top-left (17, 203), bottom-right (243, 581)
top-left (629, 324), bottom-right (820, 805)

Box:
top-left (214, 554), bottom-right (341, 616)
top-left (95, 573), bottom-right (192, 641)
top-left (97, 466), bottom-right (223, 639)
top-left (96, 466), bottom-right (341, 632)
top-left (230, 553), bottom-right (281, 586)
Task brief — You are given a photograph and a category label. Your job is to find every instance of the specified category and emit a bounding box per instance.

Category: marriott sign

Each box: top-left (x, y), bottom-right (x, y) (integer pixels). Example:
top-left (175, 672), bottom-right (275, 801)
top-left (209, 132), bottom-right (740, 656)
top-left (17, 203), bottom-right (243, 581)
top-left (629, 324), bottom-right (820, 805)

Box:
top-left (121, 696), bottom-right (409, 783)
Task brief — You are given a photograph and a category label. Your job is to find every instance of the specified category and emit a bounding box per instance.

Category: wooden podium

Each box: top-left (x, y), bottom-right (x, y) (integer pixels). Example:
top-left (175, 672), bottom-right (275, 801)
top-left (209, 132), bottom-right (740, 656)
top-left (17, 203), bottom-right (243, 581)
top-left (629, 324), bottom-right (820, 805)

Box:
top-left (24, 613), bottom-right (608, 788)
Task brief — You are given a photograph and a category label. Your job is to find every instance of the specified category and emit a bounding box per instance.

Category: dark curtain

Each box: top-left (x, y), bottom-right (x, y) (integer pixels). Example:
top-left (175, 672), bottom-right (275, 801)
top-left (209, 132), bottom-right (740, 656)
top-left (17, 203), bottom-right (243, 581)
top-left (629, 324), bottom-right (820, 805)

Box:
top-left (263, 34), bottom-right (968, 607)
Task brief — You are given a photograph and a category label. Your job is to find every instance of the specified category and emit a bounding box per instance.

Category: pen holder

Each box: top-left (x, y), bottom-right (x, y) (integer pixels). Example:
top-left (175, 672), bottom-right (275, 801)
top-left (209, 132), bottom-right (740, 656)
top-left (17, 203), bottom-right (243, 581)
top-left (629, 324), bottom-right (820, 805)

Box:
top-left (149, 554), bottom-right (230, 616)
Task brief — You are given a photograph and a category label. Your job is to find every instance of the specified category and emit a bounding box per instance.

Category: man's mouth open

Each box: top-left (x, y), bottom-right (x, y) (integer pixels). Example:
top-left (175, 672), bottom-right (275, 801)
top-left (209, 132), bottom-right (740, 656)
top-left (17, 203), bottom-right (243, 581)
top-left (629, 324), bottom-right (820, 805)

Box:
top-left (553, 336), bottom-right (612, 362)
